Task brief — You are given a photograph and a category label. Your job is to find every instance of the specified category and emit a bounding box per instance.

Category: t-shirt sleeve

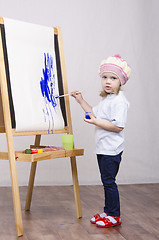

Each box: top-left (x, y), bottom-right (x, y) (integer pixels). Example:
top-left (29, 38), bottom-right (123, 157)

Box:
top-left (111, 101), bottom-right (129, 128)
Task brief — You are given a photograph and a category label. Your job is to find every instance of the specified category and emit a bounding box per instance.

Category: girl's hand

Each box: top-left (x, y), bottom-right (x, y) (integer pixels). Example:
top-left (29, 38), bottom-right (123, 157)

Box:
top-left (84, 113), bottom-right (96, 125)
top-left (70, 91), bottom-right (83, 104)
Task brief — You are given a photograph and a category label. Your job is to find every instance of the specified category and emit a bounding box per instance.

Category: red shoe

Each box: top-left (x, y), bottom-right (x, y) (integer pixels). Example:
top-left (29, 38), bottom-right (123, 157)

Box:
top-left (96, 216), bottom-right (122, 228)
top-left (90, 213), bottom-right (108, 224)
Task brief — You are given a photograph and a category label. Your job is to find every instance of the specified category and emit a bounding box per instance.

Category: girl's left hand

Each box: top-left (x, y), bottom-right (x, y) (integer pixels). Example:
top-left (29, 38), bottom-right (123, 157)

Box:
top-left (84, 113), bottom-right (96, 125)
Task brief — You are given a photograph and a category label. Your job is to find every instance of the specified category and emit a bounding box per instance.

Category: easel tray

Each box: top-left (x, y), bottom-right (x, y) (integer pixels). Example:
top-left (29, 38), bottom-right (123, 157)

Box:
top-left (0, 148), bottom-right (84, 162)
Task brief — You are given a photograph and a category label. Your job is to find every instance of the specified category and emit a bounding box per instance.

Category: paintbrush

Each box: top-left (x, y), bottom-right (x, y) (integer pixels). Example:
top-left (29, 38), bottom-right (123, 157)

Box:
top-left (55, 91), bottom-right (82, 98)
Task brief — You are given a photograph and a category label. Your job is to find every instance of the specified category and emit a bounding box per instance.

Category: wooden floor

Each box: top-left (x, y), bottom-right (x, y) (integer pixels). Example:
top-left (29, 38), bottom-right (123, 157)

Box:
top-left (0, 184), bottom-right (159, 240)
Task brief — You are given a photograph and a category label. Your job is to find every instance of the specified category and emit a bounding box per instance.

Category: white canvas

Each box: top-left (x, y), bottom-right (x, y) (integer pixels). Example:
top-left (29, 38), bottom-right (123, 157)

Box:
top-left (3, 18), bottom-right (65, 132)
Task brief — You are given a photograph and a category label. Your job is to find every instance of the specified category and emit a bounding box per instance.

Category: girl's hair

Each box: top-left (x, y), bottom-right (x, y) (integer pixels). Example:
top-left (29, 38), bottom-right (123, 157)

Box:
top-left (99, 86), bottom-right (121, 97)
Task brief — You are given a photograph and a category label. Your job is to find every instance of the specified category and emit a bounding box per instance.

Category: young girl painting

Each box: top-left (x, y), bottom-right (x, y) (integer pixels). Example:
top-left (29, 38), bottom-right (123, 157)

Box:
top-left (71, 54), bottom-right (131, 228)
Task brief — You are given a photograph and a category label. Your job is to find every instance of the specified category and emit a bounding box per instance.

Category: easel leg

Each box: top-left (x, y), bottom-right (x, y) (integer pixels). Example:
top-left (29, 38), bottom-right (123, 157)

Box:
top-left (8, 151), bottom-right (23, 237)
top-left (25, 135), bottom-right (41, 211)
top-left (0, 29), bottom-right (23, 236)
top-left (70, 156), bottom-right (82, 218)
top-left (25, 162), bottom-right (37, 211)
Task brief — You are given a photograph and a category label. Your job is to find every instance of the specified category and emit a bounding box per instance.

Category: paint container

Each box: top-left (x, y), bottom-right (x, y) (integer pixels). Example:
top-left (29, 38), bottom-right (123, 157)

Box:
top-left (62, 134), bottom-right (74, 150)
top-left (25, 149), bottom-right (32, 154)
top-left (85, 112), bottom-right (91, 119)
top-left (37, 149), bottom-right (43, 153)
top-left (31, 149), bottom-right (38, 154)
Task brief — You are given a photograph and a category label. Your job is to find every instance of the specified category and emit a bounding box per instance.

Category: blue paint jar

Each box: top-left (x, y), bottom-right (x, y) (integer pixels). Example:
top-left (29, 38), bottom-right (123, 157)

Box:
top-left (85, 112), bottom-right (91, 119)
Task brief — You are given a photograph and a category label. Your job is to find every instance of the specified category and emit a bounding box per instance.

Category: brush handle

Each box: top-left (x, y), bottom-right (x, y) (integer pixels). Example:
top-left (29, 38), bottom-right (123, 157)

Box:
top-left (57, 91), bottom-right (82, 98)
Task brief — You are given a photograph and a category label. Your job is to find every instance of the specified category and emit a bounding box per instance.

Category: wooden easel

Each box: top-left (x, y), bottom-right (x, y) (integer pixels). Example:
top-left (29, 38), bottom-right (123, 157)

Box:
top-left (0, 17), bottom-right (83, 237)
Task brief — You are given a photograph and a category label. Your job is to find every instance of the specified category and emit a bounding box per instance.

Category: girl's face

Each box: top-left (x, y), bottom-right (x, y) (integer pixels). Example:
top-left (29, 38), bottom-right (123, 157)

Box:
top-left (101, 72), bottom-right (121, 94)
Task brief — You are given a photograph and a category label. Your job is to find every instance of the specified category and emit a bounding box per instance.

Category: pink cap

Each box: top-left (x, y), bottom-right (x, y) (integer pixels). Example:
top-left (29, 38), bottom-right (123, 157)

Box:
top-left (99, 55), bottom-right (131, 85)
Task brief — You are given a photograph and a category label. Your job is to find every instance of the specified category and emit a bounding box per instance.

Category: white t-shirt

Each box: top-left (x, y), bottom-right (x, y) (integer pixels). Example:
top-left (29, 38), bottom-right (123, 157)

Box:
top-left (92, 91), bottom-right (129, 155)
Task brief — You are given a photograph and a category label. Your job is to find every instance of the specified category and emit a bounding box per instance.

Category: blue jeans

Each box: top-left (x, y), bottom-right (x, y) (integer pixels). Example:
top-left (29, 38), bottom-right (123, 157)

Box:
top-left (97, 152), bottom-right (122, 217)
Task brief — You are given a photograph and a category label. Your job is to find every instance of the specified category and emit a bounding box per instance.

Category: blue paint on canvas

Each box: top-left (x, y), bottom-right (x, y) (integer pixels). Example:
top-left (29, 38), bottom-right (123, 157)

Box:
top-left (40, 53), bottom-right (58, 133)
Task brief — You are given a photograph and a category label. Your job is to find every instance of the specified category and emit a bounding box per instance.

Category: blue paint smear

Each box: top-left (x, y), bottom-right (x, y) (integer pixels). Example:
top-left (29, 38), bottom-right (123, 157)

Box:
top-left (40, 53), bottom-right (58, 133)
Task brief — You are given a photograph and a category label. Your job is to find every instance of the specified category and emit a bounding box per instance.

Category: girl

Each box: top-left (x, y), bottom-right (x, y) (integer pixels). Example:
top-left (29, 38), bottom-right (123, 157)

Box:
top-left (71, 54), bottom-right (131, 228)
